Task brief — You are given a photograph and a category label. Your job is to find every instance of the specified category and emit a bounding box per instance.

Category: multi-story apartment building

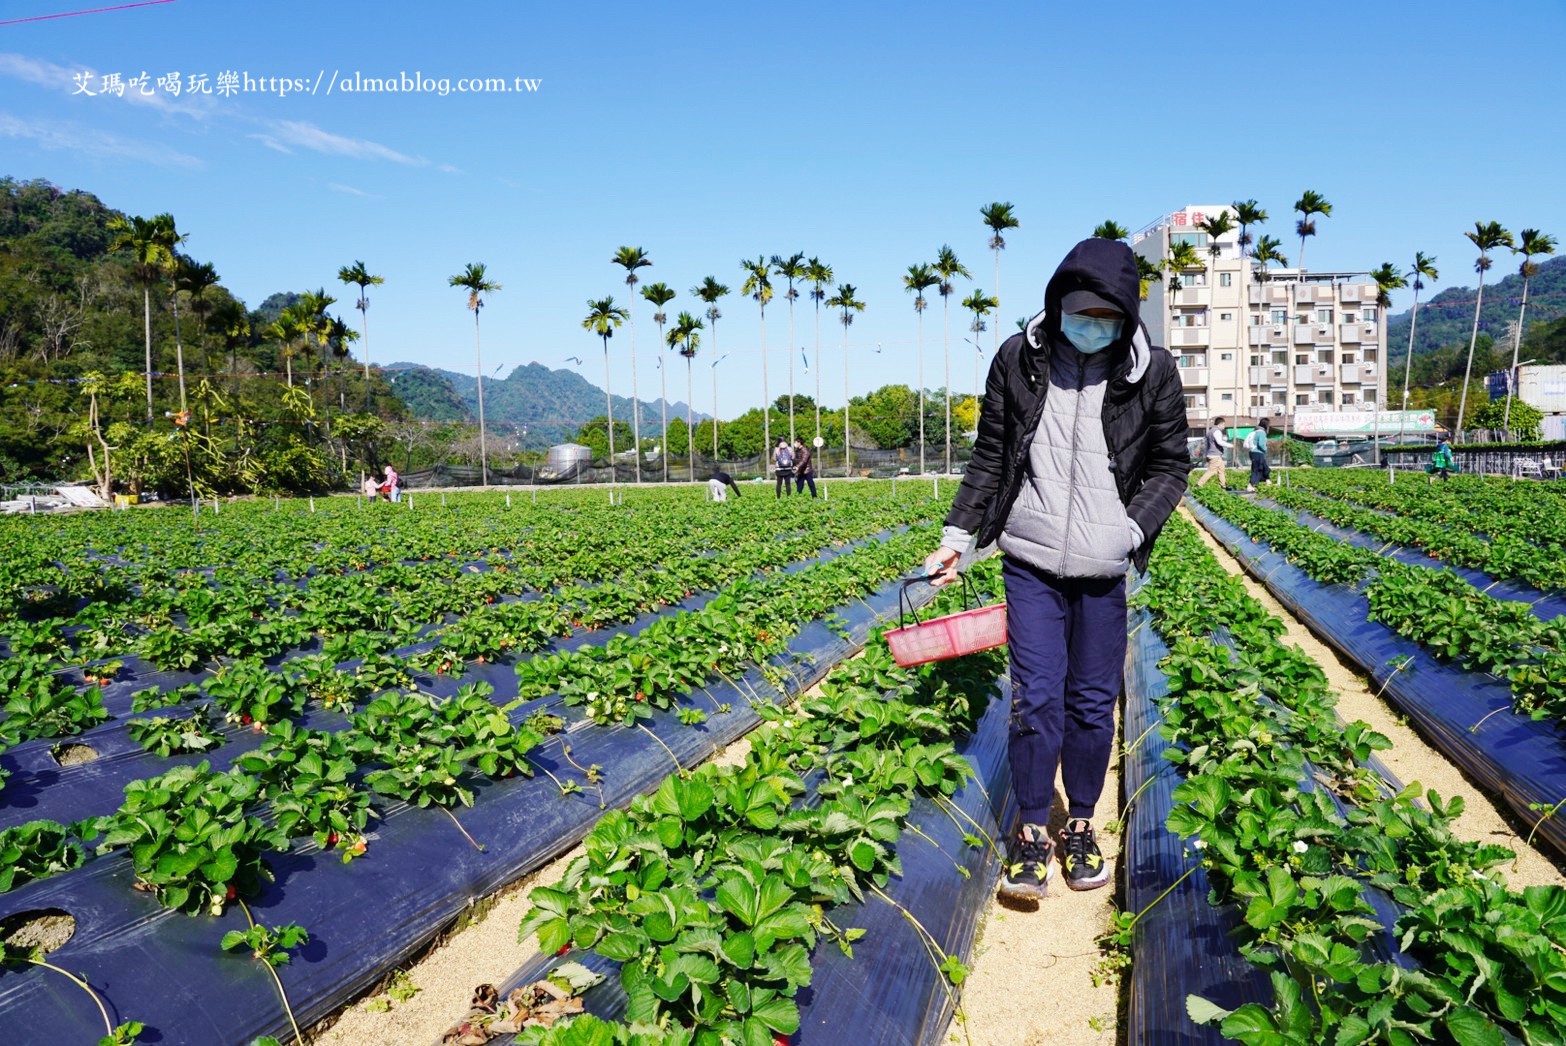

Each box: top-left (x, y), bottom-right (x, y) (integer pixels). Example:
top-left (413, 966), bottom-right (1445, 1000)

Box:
top-left (1132, 205), bottom-right (1388, 436)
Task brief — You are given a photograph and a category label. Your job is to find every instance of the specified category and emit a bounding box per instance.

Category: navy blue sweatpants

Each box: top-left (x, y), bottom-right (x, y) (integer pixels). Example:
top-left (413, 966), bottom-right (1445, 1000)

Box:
top-left (1002, 556), bottom-right (1126, 827)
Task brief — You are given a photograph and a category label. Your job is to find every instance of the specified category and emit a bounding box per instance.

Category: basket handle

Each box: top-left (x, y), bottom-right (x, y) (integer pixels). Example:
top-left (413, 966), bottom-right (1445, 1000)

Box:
top-left (899, 571), bottom-right (984, 629)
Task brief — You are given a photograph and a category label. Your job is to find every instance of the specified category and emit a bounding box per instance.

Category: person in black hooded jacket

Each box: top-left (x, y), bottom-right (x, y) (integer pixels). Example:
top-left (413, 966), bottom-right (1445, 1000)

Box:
top-left (924, 237), bottom-right (1187, 901)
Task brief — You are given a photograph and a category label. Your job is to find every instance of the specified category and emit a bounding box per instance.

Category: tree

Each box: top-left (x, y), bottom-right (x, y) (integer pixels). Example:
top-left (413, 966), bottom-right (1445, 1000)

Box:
top-left (1251, 235), bottom-right (1287, 282)
top-left (933, 244), bottom-right (970, 474)
top-left (902, 262), bottom-right (938, 473)
top-left (1292, 190), bottom-right (1331, 272)
top-left (612, 247), bottom-right (653, 483)
top-left (1135, 255), bottom-right (1163, 302)
top-left (669, 310), bottom-right (704, 478)
top-left (826, 283), bottom-right (865, 476)
top-left (1164, 241), bottom-right (1202, 293)
top-left (980, 202), bottom-right (1020, 357)
top-left (574, 416), bottom-right (634, 460)
top-left (337, 260), bottom-right (384, 413)
top-left (1397, 251), bottom-right (1440, 445)
top-left (107, 212), bottom-right (178, 421)
top-left (582, 296), bottom-right (628, 477)
top-left (1368, 263), bottom-right (1407, 460)
top-left (1473, 396), bottom-right (1542, 441)
top-left (448, 263), bottom-right (500, 484)
top-left (1198, 211), bottom-right (1235, 261)
top-left (641, 282), bottom-right (677, 481)
top-left (771, 252), bottom-right (807, 445)
top-left (740, 257), bottom-right (774, 454)
top-left (962, 288), bottom-right (998, 408)
top-left (1455, 221), bottom-right (1515, 438)
top-left (693, 277), bottom-right (730, 460)
top-left (1091, 220), bottom-right (1128, 240)
top-left (1505, 229), bottom-right (1557, 435)
top-left (1230, 199), bottom-right (1268, 272)
top-left (805, 258), bottom-right (833, 441)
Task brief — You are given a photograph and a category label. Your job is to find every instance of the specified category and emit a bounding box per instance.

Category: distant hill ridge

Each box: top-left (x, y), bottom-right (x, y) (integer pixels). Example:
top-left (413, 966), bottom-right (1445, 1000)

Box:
top-left (388, 361), bottom-right (708, 448)
top-left (1387, 254), bottom-right (1566, 362)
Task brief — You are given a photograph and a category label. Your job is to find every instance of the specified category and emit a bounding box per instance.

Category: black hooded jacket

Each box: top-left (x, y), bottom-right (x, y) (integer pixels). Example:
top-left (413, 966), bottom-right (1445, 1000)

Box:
top-left (943, 238), bottom-right (1189, 573)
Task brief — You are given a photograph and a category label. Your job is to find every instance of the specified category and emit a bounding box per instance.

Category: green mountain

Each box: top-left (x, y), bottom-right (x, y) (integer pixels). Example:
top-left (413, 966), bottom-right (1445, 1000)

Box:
top-left (391, 361), bottom-right (708, 448)
top-left (1388, 254), bottom-right (1566, 365)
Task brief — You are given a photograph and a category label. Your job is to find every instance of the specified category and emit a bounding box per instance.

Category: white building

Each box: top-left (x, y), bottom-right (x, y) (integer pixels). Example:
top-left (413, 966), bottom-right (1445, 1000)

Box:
top-left (1132, 205), bottom-right (1388, 435)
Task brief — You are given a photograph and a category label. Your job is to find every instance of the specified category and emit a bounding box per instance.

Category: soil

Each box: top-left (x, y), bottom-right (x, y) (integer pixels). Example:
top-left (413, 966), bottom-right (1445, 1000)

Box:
top-left (51, 743), bottom-right (99, 767)
top-left (0, 910), bottom-right (76, 955)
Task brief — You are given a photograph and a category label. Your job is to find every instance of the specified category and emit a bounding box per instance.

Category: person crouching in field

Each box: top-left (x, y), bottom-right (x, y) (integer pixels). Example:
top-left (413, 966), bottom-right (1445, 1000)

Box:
top-left (925, 237), bottom-right (1187, 900)
top-left (708, 469), bottom-right (742, 501)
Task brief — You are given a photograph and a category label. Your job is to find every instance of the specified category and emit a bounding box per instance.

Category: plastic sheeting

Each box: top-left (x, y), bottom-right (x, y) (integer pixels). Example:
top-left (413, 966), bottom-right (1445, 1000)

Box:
top-left (1122, 604), bottom-right (1271, 1043)
top-left (0, 574), bottom-right (938, 1046)
top-left (1188, 499), bottom-right (1566, 860)
top-left (480, 673), bottom-right (1014, 1046)
top-left (1251, 495), bottom-right (1566, 622)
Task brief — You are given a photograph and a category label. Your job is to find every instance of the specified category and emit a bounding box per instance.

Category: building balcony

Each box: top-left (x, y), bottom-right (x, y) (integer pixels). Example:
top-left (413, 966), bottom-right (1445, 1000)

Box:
top-left (1313, 324), bottom-right (1336, 345)
top-left (1340, 323), bottom-right (1361, 344)
top-left (1170, 327), bottom-right (1210, 347)
top-left (1295, 364), bottom-right (1334, 384)
top-left (1339, 284), bottom-right (1362, 302)
top-left (1359, 323), bottom-right (1379, 343)
top-left (1173, 287), bottom-right (1210, 308)
top-left (1178, 367), bottom-right (1208, 387)
top-left (1339, 363), bottom-right (1379, 385)
top-left (1249, 365), bottom-right (1287, 385)
top-left (1293, 325), bottom-right (1316, 345)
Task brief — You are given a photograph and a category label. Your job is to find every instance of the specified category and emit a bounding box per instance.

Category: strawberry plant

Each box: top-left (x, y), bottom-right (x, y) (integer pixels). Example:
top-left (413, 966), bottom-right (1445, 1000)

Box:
top-left (127, 704), bottom-right (226, 757)
top-left (82, 762), bottom-right (288, 915)
top-left (221, 916), bottom-right (310, 1046)
top-left (202, 658), bottom-right (308, 726)
top-left (0, 818), bottom-right (87, 892)
top-left (234, 722), bottom-right (375, 853)
top-left (0, 657), bottom-right (110, 744)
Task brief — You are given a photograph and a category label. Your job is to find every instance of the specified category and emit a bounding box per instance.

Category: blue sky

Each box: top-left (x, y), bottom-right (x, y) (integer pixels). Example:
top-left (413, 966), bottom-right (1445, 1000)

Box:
top-left (3, 0), bottom-right (1564, 417)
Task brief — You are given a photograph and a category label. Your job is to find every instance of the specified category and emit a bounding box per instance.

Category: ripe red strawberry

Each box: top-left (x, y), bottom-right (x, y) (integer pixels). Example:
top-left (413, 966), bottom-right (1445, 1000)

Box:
top-left (241, 714), bottom-right (253, 725)
top-left (225, 884), bottom-right (237, 901)
top-left (556, 945), bottom-right (571, 956)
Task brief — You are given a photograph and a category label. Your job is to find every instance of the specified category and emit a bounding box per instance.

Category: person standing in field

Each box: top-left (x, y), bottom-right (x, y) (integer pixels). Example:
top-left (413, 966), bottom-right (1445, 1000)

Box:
top-left (772, 439), bottom-right (794, 498)
top-left (1430, 436), bottom-right (1456, 482)
top-left (1195, 416), bottom-right (1230, 487)
top-left (925, 237), bottom-right (1188, 900)
top-left (362, 475), bottom-right (380, 500)
top-left (382, 464), bottom-right (400, 502)
top-left (1244, 418), bottom-right (1272, 491)
top-left (792, 437), bottom-right (818, 498)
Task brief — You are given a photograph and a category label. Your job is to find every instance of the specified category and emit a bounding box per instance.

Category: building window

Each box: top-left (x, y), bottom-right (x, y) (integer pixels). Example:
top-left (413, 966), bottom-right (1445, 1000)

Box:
top-left (1271, 309), bottom-right (1288, 325)
top-left (1219, 272), bottom-right (1233, 287)
top-left (1364, 389), bottom-right (1377, 404)
top-left (1221, 392), bottom-right (1233, 402)
top-left (1343, 312), bottom-right (1357, 324)
top-left (1320, 390), bottom-right (1334, 405)
top-left (1316, 308), bottom-right (1334, 324)
top-left (1180, 271), bottom-right (1209, 287)
top-left (1251, 314), bottom-right (1264, 326)
top-left (1183, 394), bottom-right (1206, 410)
top-left (1170, 232), bottom-right (1209, 249)
top-left (1343, 393), bottom-right (1356, 405)
top-left (1363, 306), bottom-right (1376, 322)
top-left (1342, 353), bottom-right (1355, 364)
top-left (1296, 354), bottom-right (1309, 365)
top-left (1296, 314), bottom-right (1311, 325)
top-left (1295, 393), bottom-right (1309, 406)
top-left (1363, 348), bottom-right (1378, 362)
top-left (1178, 353), bottom-right (1208, 368)
top-left (1220, 353), bottom-right (1232, 361)
top-left (1272, 351), bottom-right (1288, 365)
top-left (1220, 312), bottom-right (1233, 321)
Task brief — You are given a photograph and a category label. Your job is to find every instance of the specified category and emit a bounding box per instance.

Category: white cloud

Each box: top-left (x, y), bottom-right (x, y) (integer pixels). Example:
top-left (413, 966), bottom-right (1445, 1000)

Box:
top-left (0, 51), bottom-right (216, 119)
top-left (327, 182), bottom-right (383, 199)
top-left (0, 110), bottom-right (203, 170)
top-left (263, 120), bottom-right (422, 165)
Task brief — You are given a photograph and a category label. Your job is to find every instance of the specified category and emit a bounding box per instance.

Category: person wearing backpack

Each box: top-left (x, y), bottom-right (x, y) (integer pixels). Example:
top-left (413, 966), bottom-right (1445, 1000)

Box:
top-left (1429, 437), bottom-right (1457, 481)
top-left (1244, 418), bottom-right (1271, 491)
top-left (773, 439), bottom-right (795, 498)
top-left (792, 437), bottom-right (817, 498)
top-left (923, 237), bottom-right (1188, 901)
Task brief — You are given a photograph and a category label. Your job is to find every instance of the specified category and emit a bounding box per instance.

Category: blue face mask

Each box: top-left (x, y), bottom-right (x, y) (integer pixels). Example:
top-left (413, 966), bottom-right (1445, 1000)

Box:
top-left (1062, 313), bottom-right (1123, 354)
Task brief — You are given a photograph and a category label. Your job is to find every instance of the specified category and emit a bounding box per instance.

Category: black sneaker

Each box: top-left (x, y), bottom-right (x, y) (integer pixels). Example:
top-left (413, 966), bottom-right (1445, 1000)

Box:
top-left (1060, 818), bottom-right (1111, 891)
top-left (999, 824), bottom-right (1054, 901)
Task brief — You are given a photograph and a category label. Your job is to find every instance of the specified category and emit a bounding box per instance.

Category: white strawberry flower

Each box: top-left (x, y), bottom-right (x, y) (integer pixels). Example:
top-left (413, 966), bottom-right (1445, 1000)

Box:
top-left (1291, 840), bottom-right (1308, 854)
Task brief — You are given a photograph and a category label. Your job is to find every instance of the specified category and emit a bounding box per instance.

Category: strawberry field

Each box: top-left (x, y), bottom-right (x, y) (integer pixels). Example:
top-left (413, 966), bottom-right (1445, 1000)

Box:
top-left (0, 485), bottom-right (1018, 1046)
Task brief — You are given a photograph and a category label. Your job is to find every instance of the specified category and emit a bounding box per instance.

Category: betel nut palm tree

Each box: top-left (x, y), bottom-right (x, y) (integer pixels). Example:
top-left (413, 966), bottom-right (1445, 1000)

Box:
top-left (1397, 251), bottom-right (1439, 446)
top-left (1504, 229), bottom-right (1557, 434)
top-left (1454, 221), bottom-right (1514, 438)
top-left (612, 247), bottom-right (653, 483)
top-left (642, 282), bottom-right (677, 481)
top-left (669, 310), bottom-right (705, 479)
top-left (583, 296), bottom-right (629, 484)
top-left (338, 260), bottom-right (385, 412)
top-left (934, 244), bottom-right (970, 474)
top-left (903, 262), bottom-right (938, 474)
top-left (827, 283), bottom-right (865, 478)
top-left (108, 212), bottom-right (180, 421)
top-left (981, 203), bottom-right (1020, 357)
top-left (771, 252), bottom-right (807, 445)
top-left (741, 257), bottom-right (775, 456)
top-left (449, 263), bottom-right (500, 485)
top-left (1293, 190), bottom-right (1331, 272)
top-left (693, 277), bottom-right (730, 460)
top-left (805, 258), bottom-right (833, 441)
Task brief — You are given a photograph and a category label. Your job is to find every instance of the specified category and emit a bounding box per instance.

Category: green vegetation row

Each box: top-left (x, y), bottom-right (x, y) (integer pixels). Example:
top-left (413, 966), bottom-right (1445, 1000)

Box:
top-left (1134, 515), bottom-right (1566, 1044)
top-left (1191, 484), bottom-right (1566, 724)
top-left (506, 562), bottom-right (1007, 1045)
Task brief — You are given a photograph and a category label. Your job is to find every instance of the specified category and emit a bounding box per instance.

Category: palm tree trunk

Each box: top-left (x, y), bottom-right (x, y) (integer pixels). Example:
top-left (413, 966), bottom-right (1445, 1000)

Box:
top-left (285, 346), bottom-right (293, 388)
top-left (143, 285), bottom-right (154, 422)
top-left (813, 299), bottom-right (822, 441)
top-left (1399, 285), bottom-right (1421, 447)
top-left (711, 352), bottom-right (720, 462)
top-left (658, 321), bottom-right (668, 483)
top-left (1504, 275), bottom-right (1532, 434)
top-left (686, 356), bottom-right (695, 481)
top-left (603, 338), bottom-right (616, 491)
top-left (360, 300), bottom-right (372, 414)
top-left (628, 306), bottom-right (643, 483)
top-left (917, 308), bottom-right (925, 475)
top-left (787, 297), bottom-right (796, 445)
top-left (172, 292), bottom-right (188, 413)
top-left (993, 249), bottom-right (1001, 356)
top-left (474, 312), bottom-right (488, 485)
top-left (843, 322), bottom-right (851, 479)
top-left (760, 307), bottom-right (770, 461)
top-left (1455, 268), bottom-right (1487, 438)
top-left (943, 297), bottom-right (951, 474)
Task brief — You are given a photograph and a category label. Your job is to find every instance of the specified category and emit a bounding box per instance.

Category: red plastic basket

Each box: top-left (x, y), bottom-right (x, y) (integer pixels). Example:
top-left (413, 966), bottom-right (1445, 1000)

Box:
top-left (884, 574), bottom-right (1008, 668)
